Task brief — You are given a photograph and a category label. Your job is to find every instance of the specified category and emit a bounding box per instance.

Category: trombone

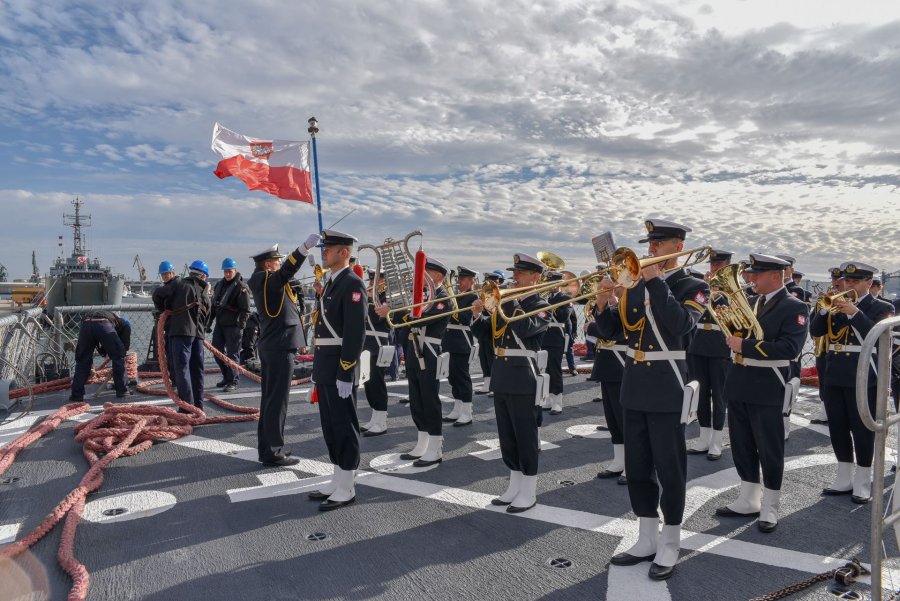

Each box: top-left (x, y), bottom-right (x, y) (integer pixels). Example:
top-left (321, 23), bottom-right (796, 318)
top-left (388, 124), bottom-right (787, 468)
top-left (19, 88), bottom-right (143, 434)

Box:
top-left (384, 282), bottom-right (483, 328)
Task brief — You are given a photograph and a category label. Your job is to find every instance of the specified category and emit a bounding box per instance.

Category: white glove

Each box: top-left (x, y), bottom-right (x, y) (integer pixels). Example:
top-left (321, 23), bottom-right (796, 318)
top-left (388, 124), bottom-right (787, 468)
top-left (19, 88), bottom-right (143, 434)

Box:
top-left (302, 233), bottom-right (322, 252)
top-left (336, 379), bottom-right (353, 399)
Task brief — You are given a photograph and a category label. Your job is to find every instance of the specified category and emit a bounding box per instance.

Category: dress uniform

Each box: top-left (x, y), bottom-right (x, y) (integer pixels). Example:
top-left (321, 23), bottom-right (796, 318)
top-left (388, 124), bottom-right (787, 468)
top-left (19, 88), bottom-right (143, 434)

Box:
top-left (247, 239), bottom-right (317, 466)
top-left (307, 230), bottom-right (367, 510)
top-left (474, 270), bottom-right (505, 394)
top-left (540, 271), bottom-right (573, 415)
top-left (810, 261), bottom-right (894, 504)
top-left (394, 259), bottom-right (451, 467)
top-left (441, 265), bottom-right (478, 426)
top-left (69, 311), bottom-right (132, 402)
top-left (790, 272), bottom-right (812, 303)
top-left (810, 267), bottom-right (844, 425)
top-left (775, 254), bottom-right (804, 439)
top-left (716, 254), bottom-right (809, 533)
top-left (598, 219), bottom-right (708, 581)
top-left (591, 297), bottom-right (629, 483)
top-left (471, 253), bottom-right (550, 513)
top-left (360, 270), bottom-right (391, 437)
top-left (687, 250), bottom-right (733, 460)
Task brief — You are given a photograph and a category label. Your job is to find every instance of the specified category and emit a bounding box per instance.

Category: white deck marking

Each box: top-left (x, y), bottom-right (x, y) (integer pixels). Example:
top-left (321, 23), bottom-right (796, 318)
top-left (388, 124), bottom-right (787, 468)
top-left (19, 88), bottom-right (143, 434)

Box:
top-left (369, 452), bottom-right (441, 474)
top-left (169, 434), bottom-right (895, 585)
top-left (226, 471), bottom-right (334, 503)
top-left (565, 424), bottom-right (612, 440)
top-left (468, 437), bottom-right (560, 461)
top-left (607, 564), bottom-right (672, 601)
top-left (0, 523), bottom-right (22, 544)
top-left (82, 491), bottom-right (177, 523)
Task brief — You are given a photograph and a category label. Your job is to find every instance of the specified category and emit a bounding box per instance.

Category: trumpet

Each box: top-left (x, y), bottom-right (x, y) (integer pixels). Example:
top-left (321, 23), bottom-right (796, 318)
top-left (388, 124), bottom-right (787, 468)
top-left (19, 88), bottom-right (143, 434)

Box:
top-left (384, 281), bottom-right (482, 328)
top-left (816, 288), bottom-right (858, 314)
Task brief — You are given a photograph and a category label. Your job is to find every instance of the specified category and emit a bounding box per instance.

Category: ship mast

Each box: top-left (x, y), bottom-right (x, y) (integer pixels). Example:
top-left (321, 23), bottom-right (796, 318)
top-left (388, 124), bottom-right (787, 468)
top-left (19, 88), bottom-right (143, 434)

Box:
top-left (63, 196), bottom-right (91, 260)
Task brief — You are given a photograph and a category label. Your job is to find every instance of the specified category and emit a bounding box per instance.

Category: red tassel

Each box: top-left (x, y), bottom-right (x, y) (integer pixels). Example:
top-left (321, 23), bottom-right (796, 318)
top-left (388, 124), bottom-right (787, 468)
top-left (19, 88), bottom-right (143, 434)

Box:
top-left (413, 250), bottom-right (426, 318)
top-left (311, 385), bottom-right (319, 404)
top-left (353, 264), bottom-right (365, 279)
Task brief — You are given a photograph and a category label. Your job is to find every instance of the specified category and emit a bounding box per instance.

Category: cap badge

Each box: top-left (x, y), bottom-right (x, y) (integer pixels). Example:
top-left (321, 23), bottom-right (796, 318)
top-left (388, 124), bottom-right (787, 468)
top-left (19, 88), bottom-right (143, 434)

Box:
top-left (846, 264), bottom-right (857, 273)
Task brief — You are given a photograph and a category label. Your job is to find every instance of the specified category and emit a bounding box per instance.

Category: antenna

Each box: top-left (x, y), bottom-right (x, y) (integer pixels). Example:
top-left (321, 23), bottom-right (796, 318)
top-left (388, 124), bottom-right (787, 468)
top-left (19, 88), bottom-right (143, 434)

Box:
top-left (63, 196), bottom-right (91, 258)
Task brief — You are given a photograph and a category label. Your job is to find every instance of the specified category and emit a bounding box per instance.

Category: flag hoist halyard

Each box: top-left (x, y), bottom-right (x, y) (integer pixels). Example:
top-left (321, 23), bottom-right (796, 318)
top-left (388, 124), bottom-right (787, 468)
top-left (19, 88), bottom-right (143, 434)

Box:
top-left (211, 122), bottom-right (313, 202)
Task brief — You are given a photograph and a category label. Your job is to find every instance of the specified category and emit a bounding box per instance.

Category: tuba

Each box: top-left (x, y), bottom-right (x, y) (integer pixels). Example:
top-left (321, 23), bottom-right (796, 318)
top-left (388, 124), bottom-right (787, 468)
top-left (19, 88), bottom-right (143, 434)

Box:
top-left (707, 264), bottom-right (764, 340)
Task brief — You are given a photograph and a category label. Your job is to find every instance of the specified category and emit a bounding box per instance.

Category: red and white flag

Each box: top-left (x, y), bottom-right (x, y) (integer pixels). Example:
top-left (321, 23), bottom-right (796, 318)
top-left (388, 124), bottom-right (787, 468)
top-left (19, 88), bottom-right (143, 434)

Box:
top-left (211, 123), bottom-right (313, 202)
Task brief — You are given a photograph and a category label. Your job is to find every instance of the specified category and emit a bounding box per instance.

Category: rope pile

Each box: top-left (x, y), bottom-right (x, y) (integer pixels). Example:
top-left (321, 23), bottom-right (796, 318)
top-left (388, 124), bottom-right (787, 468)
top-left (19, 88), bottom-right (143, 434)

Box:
top-left (0, 310), bottom-right (310, 601)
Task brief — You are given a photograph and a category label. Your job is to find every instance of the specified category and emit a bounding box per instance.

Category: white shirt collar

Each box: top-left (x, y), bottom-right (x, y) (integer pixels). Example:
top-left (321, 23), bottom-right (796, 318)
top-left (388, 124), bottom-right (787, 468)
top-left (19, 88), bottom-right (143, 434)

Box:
top-left (764, 285), bottom-right (785, 303)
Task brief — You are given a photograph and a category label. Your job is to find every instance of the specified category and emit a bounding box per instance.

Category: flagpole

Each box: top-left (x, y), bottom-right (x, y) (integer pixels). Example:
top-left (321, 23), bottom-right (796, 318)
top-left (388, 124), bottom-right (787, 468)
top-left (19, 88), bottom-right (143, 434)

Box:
top-left (307, 117), bottom-right (325, 237)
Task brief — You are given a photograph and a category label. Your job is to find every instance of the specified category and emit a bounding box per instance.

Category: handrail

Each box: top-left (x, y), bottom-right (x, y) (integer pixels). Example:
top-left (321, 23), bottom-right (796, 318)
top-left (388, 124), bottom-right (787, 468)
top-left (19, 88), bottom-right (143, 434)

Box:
top-left (854, 314), bottom-right (900, 600)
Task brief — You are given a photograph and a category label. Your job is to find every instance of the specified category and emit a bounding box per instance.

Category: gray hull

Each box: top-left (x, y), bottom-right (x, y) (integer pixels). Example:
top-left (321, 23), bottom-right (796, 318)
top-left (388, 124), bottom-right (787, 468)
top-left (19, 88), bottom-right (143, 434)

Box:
top-left (44, 274), bottom-right (125, 313)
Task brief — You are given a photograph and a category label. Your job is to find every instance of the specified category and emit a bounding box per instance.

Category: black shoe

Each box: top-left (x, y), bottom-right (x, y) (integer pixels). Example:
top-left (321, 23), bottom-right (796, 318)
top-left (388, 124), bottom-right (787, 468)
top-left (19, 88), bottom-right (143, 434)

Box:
top-left (549, 409), bottom-right (561, 416)
top-left (758, 520), bottom-right (777, 533)
top-left (617, 475), bottom-right (628, 486)
top-left (453, 420), bottom-right (472, 427)
top-left (363, 429), bottom-right (387, 437)
top-left (591, 397), bottom-right (603, 403)
top-left (261, 455), bottom-right (299, 467)
top-left (851, 494), bottom-right (872, 505)
top-left (308, 490), bottom-right (330, 500)
top-left (821, 487), bottom-right (853, 496)
top-left (706, 452), bottom-right (721, 461)
top-left (215, 380), bottom-right (227, 388)
top-left (319, 496), bottom-right (356, 511)
top-left (506, 501), bottom-right (536, 513)
top-left (648, 563), bottom-right (676, 580)
top-left (810, 418), bottom-right (828, 425)
top-left (715, 506), bottom-right (760, 518)
top-left (67, 396), bottom-right (85, 403)
top-left (597, 468), bottom-right (623, 479)
top-left (686, 447), bottom-right (708, 455)
top-left (568, 369), bottom-right (578, 376)
top-left (399, 452), bottom-right (423, 461)
top-left (595, 423), bottom-right (609, 431)
top-left (398, 397), bottom-right (410, 404)
top-left (442, 415), bottom-right (458, 423)
top-left (610, 552), bottom-right (655, 566)
top-left (115, 389), bottom-right (133, 398)
top-left (490, 498), bottom-right (512, 506)
top-left (412, 457), bottom-right (442, 467)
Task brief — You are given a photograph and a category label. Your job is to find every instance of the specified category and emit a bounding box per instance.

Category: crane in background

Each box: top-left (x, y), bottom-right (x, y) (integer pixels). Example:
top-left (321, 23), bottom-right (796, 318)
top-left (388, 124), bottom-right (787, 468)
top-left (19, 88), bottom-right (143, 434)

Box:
top-left (133, 255), bottom-right (147, 283)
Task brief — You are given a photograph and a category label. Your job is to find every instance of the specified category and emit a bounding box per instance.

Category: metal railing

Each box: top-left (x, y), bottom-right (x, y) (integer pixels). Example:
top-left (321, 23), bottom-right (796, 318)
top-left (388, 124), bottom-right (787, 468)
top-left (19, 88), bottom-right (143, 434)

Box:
top-left (0, 308), bottom-right (50, 387)
top-left (855, 314), bottom-right (900, 599)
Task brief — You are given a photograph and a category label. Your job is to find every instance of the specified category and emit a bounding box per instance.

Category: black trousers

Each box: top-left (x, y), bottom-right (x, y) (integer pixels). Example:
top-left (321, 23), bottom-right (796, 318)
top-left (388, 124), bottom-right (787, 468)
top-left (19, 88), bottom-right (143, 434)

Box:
top-left (258, 349), bottom-right (293, 460)
top-left (822, 385), bottom-right (877, 467)
top-left (494, 392), bottom-right (541, 476)
top-left (212, 325), bottom-right (242, 384)
top-left (362, 350), bottom-right (388, 411)
top-left (623, 409), bottom-right (686, 525)
top-left (478, 339), bottom-right (494, 377)
top-left (408, 361), bottom-right (442, 436)
top-left (601, 381), bottom-right (624, 444)
top-left (687, 354), bottom-right (729, 430)
top-left (727, 399), bottom-right (784, 490)
top-left (546, 347), bottom-right (564, 395)
top-left (317, 382), bottom-right (361, 470)
top-left (170, 336), bottom-right (205, 409)
top-left (71, 321), bottom-right (126, 399)
top-left (815, 354), bottom-right (827, 404)
top-left (448, 352), bottom-right (473, 403)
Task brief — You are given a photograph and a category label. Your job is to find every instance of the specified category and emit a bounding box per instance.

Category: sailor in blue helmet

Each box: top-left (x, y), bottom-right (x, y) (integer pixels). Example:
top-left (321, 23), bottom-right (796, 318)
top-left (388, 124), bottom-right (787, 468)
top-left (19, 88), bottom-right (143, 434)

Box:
top-left (247, 235), bottom-right (320, 467)
top-left (153, 260), bottom-right (212, 411)
top-left (209, 258), bottom-right (251, 392)
top-left (152, 261), bottom-right (179, 379)
top-left (474, 270), bottom-right (505, 395)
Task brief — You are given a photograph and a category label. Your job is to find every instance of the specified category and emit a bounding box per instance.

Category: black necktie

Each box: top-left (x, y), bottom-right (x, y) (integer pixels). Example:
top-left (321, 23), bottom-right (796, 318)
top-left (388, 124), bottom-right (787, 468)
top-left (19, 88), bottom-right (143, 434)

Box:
top-left (757, 296), bottom-right (766, 313)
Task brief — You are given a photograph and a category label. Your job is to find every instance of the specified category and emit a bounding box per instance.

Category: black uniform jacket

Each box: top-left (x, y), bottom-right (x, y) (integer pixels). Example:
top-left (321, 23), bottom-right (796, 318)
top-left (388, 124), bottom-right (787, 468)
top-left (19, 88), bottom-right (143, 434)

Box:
top-left (541, 291), bottom-right (572, 350)
top-left (786, 281), bottom-right (811, 303)
top-left (724, 288), bottom-right (809, 406)
top-left (471, 292), bottom-right (550, 396)
top-left (590, 307), bottom-right (626, 383)
top-left (597, 269), bottom-right (708, 412)
top-left (688, 293), bottom-right (730, 358)
top-left (396, 285), bottom-right (451, 371)
top-left (153, 275), bottom-right (211, 339)
top-left (248, 247), bottom-right (307, 352)
top-left (312, 267), bottom-right (367, 384)
top-left (441, 290), bottom-right (477, 354)
top-left (210, 274), bottom-right (251, 329)
top-left (809, 293), bottom-right (894, 388)
top-left (364, 291), bottom-right (390, 354)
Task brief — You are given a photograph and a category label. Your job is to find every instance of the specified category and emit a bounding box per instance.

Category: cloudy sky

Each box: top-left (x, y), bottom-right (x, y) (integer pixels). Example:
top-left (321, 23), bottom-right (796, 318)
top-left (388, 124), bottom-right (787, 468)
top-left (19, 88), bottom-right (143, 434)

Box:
top-left (2, 0), bottom-right (899, 284)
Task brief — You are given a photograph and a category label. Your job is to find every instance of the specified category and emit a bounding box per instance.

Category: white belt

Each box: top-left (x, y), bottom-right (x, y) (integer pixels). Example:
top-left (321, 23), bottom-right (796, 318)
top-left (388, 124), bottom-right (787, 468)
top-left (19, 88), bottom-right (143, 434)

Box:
top-left (496, 347), bottom-right (537, 358)
top-left (548, 322), bottom-right (565, 329)
top-left (446, 324), bottom-right (470, 331)
top-left (828, 344), bottom-right (873, 354)
top-left (421, 336), bottom-right (443, 345)
top-left (625, 349), bottom-right (685, 361)
top-left (699, 323), bottom-right (721, 331)
top-left (733, 355), bottom-right (790, 368)
top-left (366, 330), bottom-right (389, 338)
top-left (316, 338), bottom-right (343, 346)
top-left (600, 344), bottom-right (628, 353)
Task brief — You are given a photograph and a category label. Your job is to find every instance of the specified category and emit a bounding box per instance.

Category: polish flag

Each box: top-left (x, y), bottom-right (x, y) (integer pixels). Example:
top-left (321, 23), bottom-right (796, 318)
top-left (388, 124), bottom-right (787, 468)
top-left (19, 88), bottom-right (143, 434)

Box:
top-left (211, 122), bottom-right (313, 202)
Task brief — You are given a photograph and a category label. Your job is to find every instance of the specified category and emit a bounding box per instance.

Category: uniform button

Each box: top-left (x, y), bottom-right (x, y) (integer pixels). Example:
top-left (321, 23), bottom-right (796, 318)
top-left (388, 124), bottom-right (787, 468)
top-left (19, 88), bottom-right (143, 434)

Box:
top-left (634, 344), bottom-right (639, 349)
top-left (646, 362), bottom-right (651, 366)
top-left (633, 308), bottom-right (638, 313)
top-left (648, 344), bottom-right (654, 349)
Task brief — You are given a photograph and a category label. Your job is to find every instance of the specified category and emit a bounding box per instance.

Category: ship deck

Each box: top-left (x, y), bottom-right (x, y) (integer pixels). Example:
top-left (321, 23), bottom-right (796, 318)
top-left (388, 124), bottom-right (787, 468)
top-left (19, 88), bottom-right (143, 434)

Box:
top-left (1, 367), bottom-right (898, 601)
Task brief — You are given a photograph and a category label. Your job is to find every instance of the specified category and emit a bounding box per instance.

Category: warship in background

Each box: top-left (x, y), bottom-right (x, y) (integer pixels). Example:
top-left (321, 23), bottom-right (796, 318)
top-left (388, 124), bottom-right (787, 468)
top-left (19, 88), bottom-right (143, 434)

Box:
top-left (43, 197), bottom-right (126, 314)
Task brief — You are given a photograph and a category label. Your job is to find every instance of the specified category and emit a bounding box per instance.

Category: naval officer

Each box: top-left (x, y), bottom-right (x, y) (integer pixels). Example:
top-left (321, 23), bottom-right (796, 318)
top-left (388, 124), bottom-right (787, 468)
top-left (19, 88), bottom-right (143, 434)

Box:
top-left (248, 236), bottom-right (320, 466)
top-left (596, 219), bottom-right (709, 581)
top-left (540, 271), bottom-right (573, 415)
top-left (474, 270), bottom-right (505, 395)
top-left (360, 269), bottom-right (391, 437)
top-left (306, 230), bottom-right (367, 510)
top-left (441, 265), bottom-right (479, 426)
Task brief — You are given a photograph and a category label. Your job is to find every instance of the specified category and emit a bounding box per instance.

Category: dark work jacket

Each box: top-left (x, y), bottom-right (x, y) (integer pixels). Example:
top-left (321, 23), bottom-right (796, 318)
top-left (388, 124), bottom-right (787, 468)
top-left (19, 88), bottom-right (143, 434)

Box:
top-left (85, 310), bottom-right (132, 352)
top-left (471, 293), bottom-right (550, 396)
top-left (810, 293), bottom-right (894, 388)
top-left (248, 247), bottom-right (307, 351)
top-left (786, 281), bottom-right (811, 303)
top-left (541, 291), bottom-right (572, 350)
top-left (441, 290), bottom-right (477, 355)
top-left (364, 291), bottom-right (390, 353)
top-left (397, 285), bottom-right (451, 371)
top-left (590, 306), bottom-right (626, 383)
top-left (597, 269), bottom-right (708, 412)
top-left (154, 275), bottom-right (211, 339)
top-left (312, 267), bottom-right (367, 384)
top-left (152, 276), bottom-right (180, 335)
top-left (688, 293), bottom-right (730, 358)
top-left (724, 288), bottom-right (809, 406)
top-left (210, 274), bottom-right (251, 329)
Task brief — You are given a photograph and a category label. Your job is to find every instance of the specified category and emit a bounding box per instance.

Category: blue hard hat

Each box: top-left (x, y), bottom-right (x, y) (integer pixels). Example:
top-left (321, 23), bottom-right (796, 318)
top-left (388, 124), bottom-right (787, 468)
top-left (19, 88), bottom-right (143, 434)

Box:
top-left (158, 260), bottom-right (175, 275)
top-left (222, 257), bottom-right (237, 270)
top-left (491, 269), bottom-right (506, 282)
top-left (189, 260), bottom-right (209, 276)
